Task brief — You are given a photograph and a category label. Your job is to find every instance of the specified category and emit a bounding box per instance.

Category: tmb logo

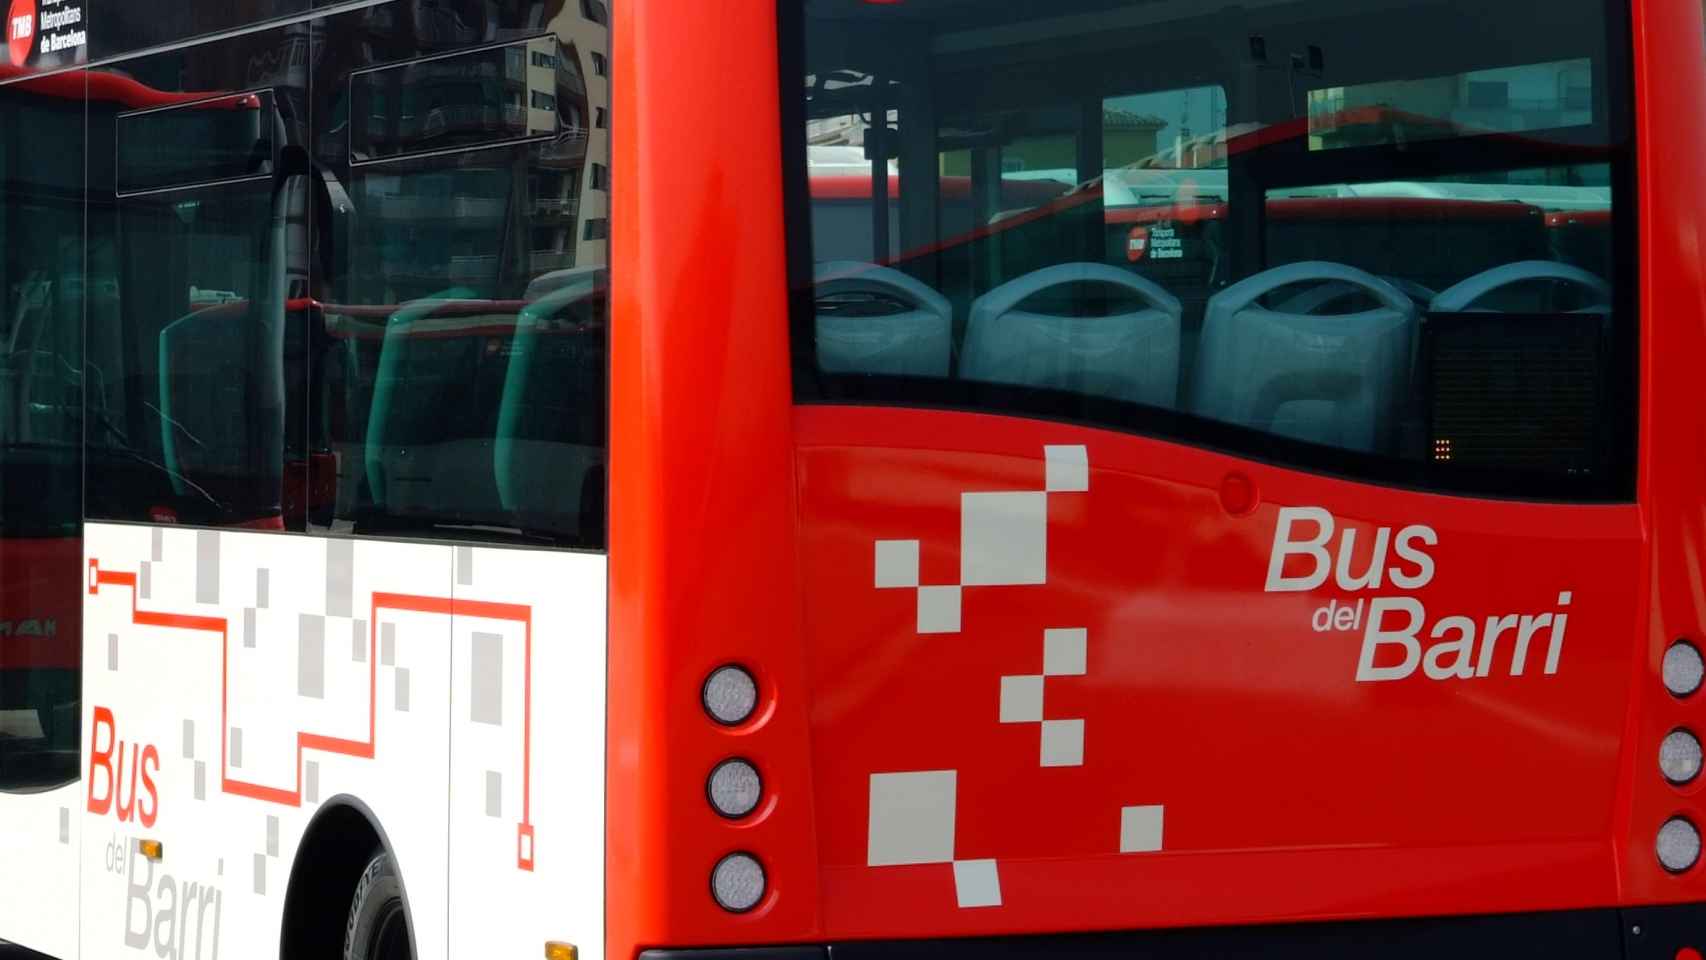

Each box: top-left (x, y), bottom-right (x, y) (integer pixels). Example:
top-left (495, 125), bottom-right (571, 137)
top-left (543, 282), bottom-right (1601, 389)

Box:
top-left (7, 0), bottom-right (33, 69)
top-left (87, 706), bottom-right (161, 828)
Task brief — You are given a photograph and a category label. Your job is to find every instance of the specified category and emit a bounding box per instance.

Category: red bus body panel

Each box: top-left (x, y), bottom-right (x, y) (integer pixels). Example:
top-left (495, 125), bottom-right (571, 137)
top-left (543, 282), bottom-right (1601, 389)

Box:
top-left (608, 1), bottom-right (1706, 958)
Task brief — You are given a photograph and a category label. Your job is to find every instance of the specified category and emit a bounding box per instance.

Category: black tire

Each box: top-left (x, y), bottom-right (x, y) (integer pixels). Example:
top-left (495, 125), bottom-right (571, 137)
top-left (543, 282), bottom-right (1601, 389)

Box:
top-left (343, 852), bottom-right (412, 960)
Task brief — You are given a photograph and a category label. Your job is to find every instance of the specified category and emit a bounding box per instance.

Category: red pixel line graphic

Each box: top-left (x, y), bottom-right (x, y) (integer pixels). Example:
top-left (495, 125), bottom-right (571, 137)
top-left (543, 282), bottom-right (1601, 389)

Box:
top-left (88, 558), bottom-right (538, 871)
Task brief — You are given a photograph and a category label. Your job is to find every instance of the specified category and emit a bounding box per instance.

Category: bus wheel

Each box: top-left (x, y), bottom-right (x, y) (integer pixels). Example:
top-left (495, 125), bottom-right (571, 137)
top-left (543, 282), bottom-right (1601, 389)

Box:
top-left (343, 851), bottom-right (412, 960)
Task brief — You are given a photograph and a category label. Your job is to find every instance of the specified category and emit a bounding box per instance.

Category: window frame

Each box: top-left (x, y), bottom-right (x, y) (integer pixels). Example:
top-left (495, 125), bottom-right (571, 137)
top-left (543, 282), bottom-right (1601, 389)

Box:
top-left (779, 0), bottom-right (1640, 503)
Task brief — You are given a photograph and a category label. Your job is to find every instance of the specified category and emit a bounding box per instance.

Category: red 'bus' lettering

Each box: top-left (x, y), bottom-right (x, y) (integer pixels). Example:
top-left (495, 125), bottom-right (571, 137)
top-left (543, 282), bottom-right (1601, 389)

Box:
top-left (86, 707), bottom-right (161, 825)
top-left (138, 745), bottom-right (159, 828)
top-left (87, 706), bottom-right (114, 815)
top-left (113, 743), bottom-right (140, 821)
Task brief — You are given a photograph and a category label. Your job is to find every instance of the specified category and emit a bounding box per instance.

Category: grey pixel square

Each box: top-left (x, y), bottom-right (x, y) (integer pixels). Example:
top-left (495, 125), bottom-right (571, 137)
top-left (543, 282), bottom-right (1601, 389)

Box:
top-left (953, 859), bottom-right (1002, 908)
top-left (140, 561), bottom-right (152, 600)
top-left (107, 633), bottom-right (117, 671)
top-left (230, 728), bottom-right (243, 769)
top-left (868, 770), bottom-right (957, 866)
top-left (182, 719), bottom-right (194, 760)
top-left (999, 676), bottom-right (1044, 724)
top-left (326, 539), bottom-right (354, 618)
top-left (1119, 805), bottom-right (1164, 853)
top-left (1040, 718), bottom-right (1085, 767)
top-left (256, 568), bottom-right (270, 609)
top-left (874, 540), bottom-right (921, 588)
top-left (306, 760), bottom-right (319, 804)
top-left (485, 770), bottom-right (502, 818)
top-left (395, 667), bottom-right (410, 712)
top-left (58, 807), bottom-right (68, 844)
top-left (352, 619), bottom-right (368, 663)
top-left (253, 853), bottom-right (266, 895)
top-left (196, 530), bottom-right (220, 604)
top-left (471, 632), bottom-right (503, 725)
top-left (916, 586), bottom-right (962, 634)
top-left (299, 614), bottom-right (325, 699)
top-left (456, 546), bottom-right (474, 586)
top-left (194, 760), bottom-right (206, 800)
top-left (1044, 444), bottom-right (1090, 493)
top-left (960, 491), bottom-right (1047, 587)
top-left (381, 623), bottom-right (396, 666)
top-left (1043, 628), bottom-right (1088, 677)
top-left (266, 815), bottom-right (279, 857)
top-left (243, 608), bottom-right (256, 649)
top-left (150, 527), bottom-right (163, 562)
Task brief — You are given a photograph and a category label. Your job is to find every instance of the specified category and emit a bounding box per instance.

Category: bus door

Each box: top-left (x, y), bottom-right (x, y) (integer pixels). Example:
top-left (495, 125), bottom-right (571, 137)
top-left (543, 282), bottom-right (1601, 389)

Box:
top-left (789, 0), bottom-right (1640, 934)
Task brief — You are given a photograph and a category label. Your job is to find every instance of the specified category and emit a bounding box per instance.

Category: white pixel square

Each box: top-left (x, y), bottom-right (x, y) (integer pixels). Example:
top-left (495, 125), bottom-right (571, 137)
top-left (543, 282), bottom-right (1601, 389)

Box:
top-left (953, 859), bottom-right (1002, 908)
top-left (1040, 718), bottom-right (1085, 767)
top-left (999, 675), bottom-right (1044, 723)
top-left (1043, 628), bottom-right (1087, 676)
top-left (868, 771), bottom-right (957, 866)
top-left (875, 540), bottom-right (921, 589)
top-left (960, 491), bottom-right (1047, 587)
top-left (1119, 805), bottom-right (1164, 853)
top-left (1044, 445), bottom-right (1089, 493)
top-left (917, 586), bottom-right (962, 634)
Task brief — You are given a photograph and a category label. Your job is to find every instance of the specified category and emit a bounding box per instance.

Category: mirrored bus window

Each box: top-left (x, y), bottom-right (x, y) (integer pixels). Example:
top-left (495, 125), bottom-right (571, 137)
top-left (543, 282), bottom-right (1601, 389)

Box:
top-left (315, 25), bottom-right (609, 548)
top-left (788, 0), bottom-right (1633, 500)
top-left (0, 79), bottom-right (85, 791)
top-left (90, 1), bottom-right (309, 64)
top-left (85, 26), bottom-right (313, 531)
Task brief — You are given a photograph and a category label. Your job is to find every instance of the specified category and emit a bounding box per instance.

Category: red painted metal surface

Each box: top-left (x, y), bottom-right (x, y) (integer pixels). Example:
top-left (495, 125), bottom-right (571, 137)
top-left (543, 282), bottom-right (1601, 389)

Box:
top-left (607, 0), bottom-right (821, 955)
top-left (605, 0), bottom-right (1706, 955)
top-left (1616, 0), bottom-right (1706, 908)
top-left (797, 407), bottom-right (1637, 935)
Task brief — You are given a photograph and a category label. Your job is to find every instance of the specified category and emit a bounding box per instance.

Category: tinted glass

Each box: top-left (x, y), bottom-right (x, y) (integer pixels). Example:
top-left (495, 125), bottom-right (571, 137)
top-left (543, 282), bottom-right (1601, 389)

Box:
top-left (0, 77), bottom-right (85, 790)
top-left (116, 90), bottom-right (275, 195)
top-left (788, 0), bottom-right (1633, 499)
top-left (313, 12), bottom-right (609, 548)
top-left (85, 26), bottom-right (312, 529)
top-left (349, 36), bottom-right (564, 164)
top-left (88, 0), bottom-right (308, 64)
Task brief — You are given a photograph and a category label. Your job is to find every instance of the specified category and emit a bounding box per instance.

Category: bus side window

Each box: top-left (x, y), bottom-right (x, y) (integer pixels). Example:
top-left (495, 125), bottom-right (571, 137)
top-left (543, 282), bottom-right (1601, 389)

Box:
top-left (316, 34), bottom-right (610, 549)
top-left (0, 82), bottom-right (87, 792)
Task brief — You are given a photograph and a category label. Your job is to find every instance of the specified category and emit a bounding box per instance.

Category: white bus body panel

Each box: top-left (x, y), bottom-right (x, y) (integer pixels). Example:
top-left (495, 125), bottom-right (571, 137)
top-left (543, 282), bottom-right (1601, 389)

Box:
top-left (0, 780), bottom-right (81, 955)
top-left (76, 523), bottom-right (605, 960)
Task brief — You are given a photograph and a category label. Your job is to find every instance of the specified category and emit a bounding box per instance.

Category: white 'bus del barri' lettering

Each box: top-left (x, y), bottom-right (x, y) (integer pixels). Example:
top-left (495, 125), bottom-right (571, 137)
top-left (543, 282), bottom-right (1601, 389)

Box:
top-left (1264, 506), bottom-right (1574, 683)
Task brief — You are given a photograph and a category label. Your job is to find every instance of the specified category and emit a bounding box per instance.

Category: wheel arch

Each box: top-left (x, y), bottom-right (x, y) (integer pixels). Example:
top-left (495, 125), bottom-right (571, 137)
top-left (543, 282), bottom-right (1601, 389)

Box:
top-left (278, 794), bottom-right (419, 960)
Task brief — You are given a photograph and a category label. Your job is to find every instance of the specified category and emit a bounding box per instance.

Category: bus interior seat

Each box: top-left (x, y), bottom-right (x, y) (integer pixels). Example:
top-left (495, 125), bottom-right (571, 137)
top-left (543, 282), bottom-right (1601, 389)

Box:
top-left (363, 295), bottom-right (507, 528)
top-left (1429, 260), bottom-right (1612, 314)
top-left (495, 273), bottom-right (608, 542)
top-left (813, 260), bottom-right (952, 377)
top-left (1273, 275), bottom-right (1437, 315)
top-left (1190, 261), bottom-right (1417, 454)
top-left (960, 262), bottom-right (1182, 408)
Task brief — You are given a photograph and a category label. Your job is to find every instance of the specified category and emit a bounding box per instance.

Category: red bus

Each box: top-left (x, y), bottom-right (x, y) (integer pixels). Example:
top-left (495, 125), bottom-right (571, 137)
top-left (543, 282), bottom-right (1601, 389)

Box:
top-left (3, 0), bottom-right (1706, 959)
